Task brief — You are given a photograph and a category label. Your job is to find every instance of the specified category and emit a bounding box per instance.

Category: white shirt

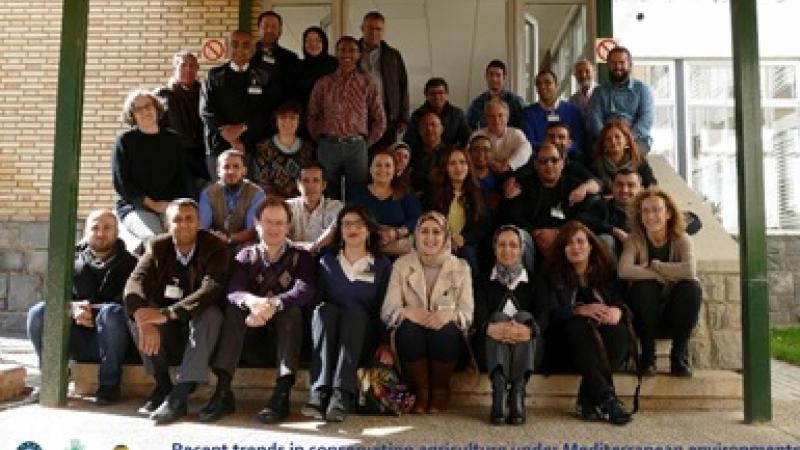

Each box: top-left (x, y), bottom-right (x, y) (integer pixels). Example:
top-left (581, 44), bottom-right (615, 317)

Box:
top-left (472, 126), bottom-right (532, 171)
top-left (489, 266), bottom-right (529, 290)
top-left (286, 196), bottom-right (343, 244)
top-left (337, 252), bottom-right (376, 283)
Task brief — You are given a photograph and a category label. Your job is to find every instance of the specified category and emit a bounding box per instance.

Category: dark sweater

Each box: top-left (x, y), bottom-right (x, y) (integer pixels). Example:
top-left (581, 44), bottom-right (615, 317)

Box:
top-left (404, 102), bottom-right (471, 150)
top-left (74, 239), bottom-right (138, 305)
top-left (227, 243), bottom-right (316, 309)
top-left (473, 272), bottom-right (554, 336)
top-left (315, 252), bottom-right (391, 314)
top-left (111, 127), bottom-right (193, 219)
top-left (348, 186), bottom-right (422, 232)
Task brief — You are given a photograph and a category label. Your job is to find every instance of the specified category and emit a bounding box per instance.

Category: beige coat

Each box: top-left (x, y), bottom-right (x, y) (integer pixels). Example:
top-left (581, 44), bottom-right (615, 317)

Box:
top-left (618, 231), bottom-right (697, 282)
top-left (381, 252), bottom-right (473, 331)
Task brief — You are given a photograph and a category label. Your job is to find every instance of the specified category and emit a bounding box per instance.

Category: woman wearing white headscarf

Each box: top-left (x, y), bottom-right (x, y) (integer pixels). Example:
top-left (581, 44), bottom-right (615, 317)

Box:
top-left (381, 211), bottom-right (473, 414)
top-left (473, 225), bottom-right (553, 425)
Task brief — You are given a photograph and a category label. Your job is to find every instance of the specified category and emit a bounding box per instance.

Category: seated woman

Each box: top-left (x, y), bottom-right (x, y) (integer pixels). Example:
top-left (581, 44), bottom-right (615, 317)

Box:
top-left (423, 147), bottom-right (489, 276)
top-left (618, 187), bottom-right (702, 377)
top-left (591, 120), bottom-right (656, 195)
top-left (381, 211), bottom-right (473, 413)
top-left (473, 225), bottom-right (553, 425)
top-left (546, 221), bottom-right (632, 425)
top-left (348, 148), bottom-right (422, 256)
top-left (302, 204), bottom-right (392, 422)
top-left (391, 141), bottom-right (413, 189)
top-left (112, 89), bottom-right (194, 243)
top-left (254, 100), bottom-right (315, 198)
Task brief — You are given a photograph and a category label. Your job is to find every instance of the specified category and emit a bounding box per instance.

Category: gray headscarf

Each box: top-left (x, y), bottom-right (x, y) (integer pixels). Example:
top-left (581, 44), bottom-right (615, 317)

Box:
top-left (492, 224), bottom-right (525, 288)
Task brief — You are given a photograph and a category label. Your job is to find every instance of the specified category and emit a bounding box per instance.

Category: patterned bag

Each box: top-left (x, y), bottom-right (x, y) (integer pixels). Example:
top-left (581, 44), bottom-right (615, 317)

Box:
top-left (356, 361), bottom-right (416, 415)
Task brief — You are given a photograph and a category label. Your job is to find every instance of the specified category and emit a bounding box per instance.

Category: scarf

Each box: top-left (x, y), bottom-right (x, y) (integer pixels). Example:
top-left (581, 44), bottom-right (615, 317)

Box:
top-left (414, 211), bottom-right (453, 268)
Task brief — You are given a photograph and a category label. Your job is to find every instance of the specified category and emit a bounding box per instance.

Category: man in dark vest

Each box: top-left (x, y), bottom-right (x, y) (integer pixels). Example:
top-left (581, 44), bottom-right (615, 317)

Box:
top-left (198, 149), bottom-right (266, 247)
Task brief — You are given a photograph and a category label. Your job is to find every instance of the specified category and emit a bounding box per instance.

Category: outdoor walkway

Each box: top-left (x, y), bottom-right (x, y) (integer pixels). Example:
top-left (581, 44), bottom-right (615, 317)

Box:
top-left (2, 335), bottom-right (800, 449)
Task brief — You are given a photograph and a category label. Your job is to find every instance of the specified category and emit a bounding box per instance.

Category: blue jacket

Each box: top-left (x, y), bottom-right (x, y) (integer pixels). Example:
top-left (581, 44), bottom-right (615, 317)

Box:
top-left (587, 78), bottom-right (654, 148)
top-left (520, 100), bottom-right (585, 155)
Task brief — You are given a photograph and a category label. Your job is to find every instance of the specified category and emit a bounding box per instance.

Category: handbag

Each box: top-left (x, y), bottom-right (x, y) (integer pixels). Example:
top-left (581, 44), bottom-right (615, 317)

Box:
top-left (355, 361), bottom-right (416, 415)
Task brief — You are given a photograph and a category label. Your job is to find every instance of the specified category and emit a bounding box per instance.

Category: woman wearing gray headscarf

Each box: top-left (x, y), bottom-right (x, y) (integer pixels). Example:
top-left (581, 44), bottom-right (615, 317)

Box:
top-left (381, 211), bottom-right (473, 414)
top-left (473, 225), bottom-right (553, 425)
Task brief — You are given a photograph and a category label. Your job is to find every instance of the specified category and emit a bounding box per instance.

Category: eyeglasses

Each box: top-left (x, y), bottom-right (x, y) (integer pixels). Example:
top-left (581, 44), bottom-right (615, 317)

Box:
top-left (342, 220), bottom-right (366, 229)
top-left (535, 156), bottom-right (562, 165)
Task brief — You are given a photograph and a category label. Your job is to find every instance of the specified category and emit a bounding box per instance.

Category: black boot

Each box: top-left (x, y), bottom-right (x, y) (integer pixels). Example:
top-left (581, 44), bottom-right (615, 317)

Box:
top-left (489, 370), bottom-right (507, 425)
top-left (576, 382), bottom-right (600, 421)
top-left (150, 382), bottom-right (194, 425)
top-left (670, 339), bottom-right (693, 377)
top-left (198, 386), bottom-right (236, 422)
top-left (94, 385), bottom-right (121, 406)
top-left (506, 378), bottom-right (527, 425)
top-left (301, 388), bottom-right (330, 420)
top-left (601, 395), bottom-right (632, 425)
top-left (138, 374), bottom-right (173, 414)
top-left (640, 339), bottom-right (657, 376)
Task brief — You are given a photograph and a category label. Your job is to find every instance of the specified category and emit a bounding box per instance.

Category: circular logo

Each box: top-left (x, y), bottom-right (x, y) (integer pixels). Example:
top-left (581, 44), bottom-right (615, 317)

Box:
top-left (17, 442), bottom-right (43, 450)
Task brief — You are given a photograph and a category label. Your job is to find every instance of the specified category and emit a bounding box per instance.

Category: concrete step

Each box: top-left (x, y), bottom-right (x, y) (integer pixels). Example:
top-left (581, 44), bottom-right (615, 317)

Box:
top-left (70, 363), bottom-right (742, 411)
top-left (0, 364), bottom-right (27, 402)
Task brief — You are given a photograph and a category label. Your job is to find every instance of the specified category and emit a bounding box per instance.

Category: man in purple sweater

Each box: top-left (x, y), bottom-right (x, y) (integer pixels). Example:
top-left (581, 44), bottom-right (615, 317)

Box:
top-left (200, 197), bottom-right (316, 424)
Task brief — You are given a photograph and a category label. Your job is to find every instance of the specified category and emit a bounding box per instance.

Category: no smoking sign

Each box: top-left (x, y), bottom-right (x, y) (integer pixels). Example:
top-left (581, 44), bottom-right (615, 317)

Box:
top-left (201, 38), bottom-right (226, 63)
top-left (595, 37), bottom-right (620, 63)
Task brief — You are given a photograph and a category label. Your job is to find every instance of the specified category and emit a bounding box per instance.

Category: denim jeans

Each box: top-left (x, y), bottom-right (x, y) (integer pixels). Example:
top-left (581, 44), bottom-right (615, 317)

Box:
top-left (27, 301), bottom-right (131, 387)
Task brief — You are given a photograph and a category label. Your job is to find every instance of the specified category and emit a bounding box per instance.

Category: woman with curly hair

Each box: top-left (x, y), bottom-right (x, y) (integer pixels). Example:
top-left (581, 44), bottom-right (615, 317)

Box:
top-left (591, 120), bottom-right (656, 195)
top-left (619, 187), bottom-right (702, 377)
top-left (546, 221), bottom-right (632, 425)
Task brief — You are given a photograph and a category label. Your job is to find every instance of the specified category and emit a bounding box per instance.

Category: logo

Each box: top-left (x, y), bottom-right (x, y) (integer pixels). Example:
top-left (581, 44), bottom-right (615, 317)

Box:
top-left (17, 442), bottom-right (43, 450)
top-left (67, 439), bottom-right (86, 450)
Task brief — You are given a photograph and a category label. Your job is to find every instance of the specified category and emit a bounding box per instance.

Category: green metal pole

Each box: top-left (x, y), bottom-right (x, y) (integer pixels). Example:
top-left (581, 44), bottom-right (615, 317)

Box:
top-left (595, 0), bottom-right (612, 84)
top-left (239, 0), bottom-right (253, 32)
top-left (730, 0), bottom-right (771, 423)
top-left (40, 0), bottom-right (89, 407)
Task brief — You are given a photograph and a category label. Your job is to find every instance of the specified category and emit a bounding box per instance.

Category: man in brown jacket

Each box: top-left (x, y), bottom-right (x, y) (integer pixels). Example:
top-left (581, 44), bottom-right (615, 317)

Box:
top-left (124, 198), bottom-right (229, 425)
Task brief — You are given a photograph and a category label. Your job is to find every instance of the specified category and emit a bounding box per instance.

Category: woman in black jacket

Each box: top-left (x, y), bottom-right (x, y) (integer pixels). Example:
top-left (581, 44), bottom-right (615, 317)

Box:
top-left (473, 225), bottom-right (553, 425)
top-left (545, 220), bottom-right (632, 425)
top-left (296, 26), bottom-right (338, 111)
top-left (423, 147), bottom-right (490, 276)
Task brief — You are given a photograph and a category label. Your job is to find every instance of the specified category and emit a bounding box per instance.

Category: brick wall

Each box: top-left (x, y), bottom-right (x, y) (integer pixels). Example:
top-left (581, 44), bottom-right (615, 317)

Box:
top-left (0, 0), bottom-right (260, 222)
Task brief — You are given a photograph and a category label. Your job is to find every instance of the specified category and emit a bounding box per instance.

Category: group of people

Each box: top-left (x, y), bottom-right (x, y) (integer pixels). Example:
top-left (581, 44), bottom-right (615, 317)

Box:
top-left (27, 9), bottom-right (703, 429)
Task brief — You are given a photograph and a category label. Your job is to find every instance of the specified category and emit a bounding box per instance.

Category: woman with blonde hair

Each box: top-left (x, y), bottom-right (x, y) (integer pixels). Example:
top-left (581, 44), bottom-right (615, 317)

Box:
top-left (381, 211), bottom-right (473, 413)
top-left (618, 187), bottom-right (702, 377)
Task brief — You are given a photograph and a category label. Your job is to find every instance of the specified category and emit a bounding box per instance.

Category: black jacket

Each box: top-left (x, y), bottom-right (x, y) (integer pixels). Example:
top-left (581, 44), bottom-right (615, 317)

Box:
top-left (74, 239), bottom-right (138, 305)
top-left (359, 39), bottom-right (409, 123)
top-left (404, 102), bottom-right (471, 149)
top-left (473, 272), bottom-right (554, 336)
top-left (577, 198), bottom-right (630, 237)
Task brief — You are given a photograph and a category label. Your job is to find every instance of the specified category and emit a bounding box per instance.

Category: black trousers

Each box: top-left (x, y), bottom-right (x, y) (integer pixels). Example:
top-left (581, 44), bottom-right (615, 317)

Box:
top-left (128, 305), bottom-right (222, 384)
top-left (211, 302), bottom-right (303, 382)
top-left (309, 302), bottom-right (378, 395)
top-left (561, 316), bottom-right (629, 406)
top-left (395, 320), bottom-right (462, 364)
top-left (626, 279), bottom-right (702, 357)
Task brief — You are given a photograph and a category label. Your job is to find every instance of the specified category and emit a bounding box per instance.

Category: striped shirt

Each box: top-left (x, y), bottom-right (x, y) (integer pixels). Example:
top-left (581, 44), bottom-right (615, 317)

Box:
top-left (307, 68), bottom-right (387, 146)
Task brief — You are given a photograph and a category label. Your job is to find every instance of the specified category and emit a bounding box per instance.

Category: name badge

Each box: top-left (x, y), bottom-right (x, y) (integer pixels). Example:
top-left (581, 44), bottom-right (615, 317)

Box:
top-left (547, 113), bottom-right (561, 122)
top-left (165, 285), bottom-right (183, 300)
top-left (248, 85), bottom-right (262, 95)
top-left (262, 55), bottom-right (276, 65)
top-left (551, 205), bottom-right (565, 220)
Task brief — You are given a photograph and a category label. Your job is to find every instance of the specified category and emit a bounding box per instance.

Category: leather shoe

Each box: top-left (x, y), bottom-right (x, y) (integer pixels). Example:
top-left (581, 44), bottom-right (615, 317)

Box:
top-left (198, 387), bottom-right (236, 422)
top-left (94, 385), bottom-right (121, 406)
top-left (601, 396), bottom-right (632, 425)
top-left (256, 390), bottom-right (290, 424)
top-left (325, 389), bottom-right (351, 423)
top-left (301, 390), bottom-right (329, 420)
top-left (577, 395), bottom-right (601, 421)
top-left (506, 380), bottom-right (526, 425)
top-left (150, 396), bottom-right (188, 425)
top-left (138, 383), bottom-right (172, 414)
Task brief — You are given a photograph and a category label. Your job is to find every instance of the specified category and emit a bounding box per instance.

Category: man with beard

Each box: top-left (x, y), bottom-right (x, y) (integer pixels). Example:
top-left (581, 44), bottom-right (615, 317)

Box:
top-left (408, 111), bottom-right (448, 194)
top-left (198, 149), bottom-right (266, 247)
top-left (587, 46), bottom-right (655, 153)
top-left (252, 11), bottom-right (298, 103)
top-left (26, 210), bottom-right (138, 405)
top-left (576, 168), bottom-right (642, 258)
top-left (156, 51), bottom-right (208, 185)
top-left (124, 199), bottom-right (229, 424)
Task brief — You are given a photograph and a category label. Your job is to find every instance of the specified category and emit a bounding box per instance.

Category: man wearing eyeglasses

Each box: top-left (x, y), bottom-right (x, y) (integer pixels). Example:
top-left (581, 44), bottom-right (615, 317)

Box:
top-left (503, 143), bottom-right (601, 256)
top-left (202, 197), bottom-right (316, 424)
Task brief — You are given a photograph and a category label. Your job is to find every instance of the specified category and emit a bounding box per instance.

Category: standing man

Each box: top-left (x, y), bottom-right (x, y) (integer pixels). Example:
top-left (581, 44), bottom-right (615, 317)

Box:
top-left (156, 51), bottom-right (208, 185)
top-left (587, 46), bottom-right (654, 153)
top-left (568, 58), bottom-right (596, 115)
top-left (467, 60), bottom-right (526, 129)
top-left (27, 210), bottom-right (137, 405)
top-left (520, 69), bottom-right (585, 156)
top-left (404, 77), bottom-right (471, 150)
top-left (201, 198), bottom-right (316, 424)
top-left (124, 199), bottom-right (229, 424)
top-left (286, 162), bottom-right (344, 253)
top-left (307, 36), bottom-right (386, 200)
top-left (200, 30), bottom-right (281, 178)
top-left (359, 11), bottom-right (409, 149)
top-left (198, 149), bottom-right (266, 247)
top-left (252, 10), bottom-right (298, 103)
